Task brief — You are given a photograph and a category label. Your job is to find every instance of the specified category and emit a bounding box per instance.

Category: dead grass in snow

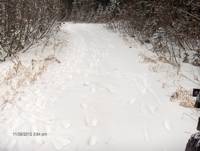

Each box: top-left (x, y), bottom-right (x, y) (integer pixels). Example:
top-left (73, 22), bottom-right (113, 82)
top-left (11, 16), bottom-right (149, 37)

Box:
top-left (170, 86), bottom-right (195, 108)
top-left (0, 55), bottom-right (61, 105)
top-left (139, 52), bottom-right (196, 108)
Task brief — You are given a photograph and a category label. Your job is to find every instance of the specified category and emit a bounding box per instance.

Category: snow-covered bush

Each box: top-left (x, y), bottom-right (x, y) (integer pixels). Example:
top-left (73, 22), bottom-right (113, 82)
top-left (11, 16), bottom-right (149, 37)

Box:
top-left (0, 0), bottom-right (63, 61)
top-left (108, 0), bottom-right (200, 66)
top-left (66, 0), bottom-right (118, 23)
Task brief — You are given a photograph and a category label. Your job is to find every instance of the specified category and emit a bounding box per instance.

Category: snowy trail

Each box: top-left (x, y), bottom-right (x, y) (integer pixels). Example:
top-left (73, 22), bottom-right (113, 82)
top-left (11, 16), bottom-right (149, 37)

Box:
top-left (0, 23), bottom-right (198, 151)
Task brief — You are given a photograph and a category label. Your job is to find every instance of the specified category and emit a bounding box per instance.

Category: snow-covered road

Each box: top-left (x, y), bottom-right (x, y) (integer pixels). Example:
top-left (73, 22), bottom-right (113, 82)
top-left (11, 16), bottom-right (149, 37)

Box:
top-left (0, 23), bottom-right (198, 151)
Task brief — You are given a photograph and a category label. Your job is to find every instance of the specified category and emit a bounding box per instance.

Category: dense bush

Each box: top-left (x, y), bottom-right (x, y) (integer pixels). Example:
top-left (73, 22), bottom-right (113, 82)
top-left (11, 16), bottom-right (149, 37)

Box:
top-left (2, 0), bottom-right (200, 66)
top-left (108, 0), bottom-right (200, 66)
top-left (0, 0), bottom-right (63, 61)
top-left (65, 0), bottom-right (118, 23)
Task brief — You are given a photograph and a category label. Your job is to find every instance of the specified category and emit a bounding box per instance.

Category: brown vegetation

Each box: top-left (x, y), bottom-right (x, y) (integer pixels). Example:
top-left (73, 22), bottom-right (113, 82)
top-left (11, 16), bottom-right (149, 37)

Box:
top-left (170, 86), bottom-right (195, 108)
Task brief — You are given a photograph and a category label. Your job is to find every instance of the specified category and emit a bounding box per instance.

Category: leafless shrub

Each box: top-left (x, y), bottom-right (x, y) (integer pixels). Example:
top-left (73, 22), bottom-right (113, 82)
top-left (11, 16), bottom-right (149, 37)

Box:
top-left (0, 0), bottom-right (63, 61)
top-left (108, 0), bottom-right (200, 66)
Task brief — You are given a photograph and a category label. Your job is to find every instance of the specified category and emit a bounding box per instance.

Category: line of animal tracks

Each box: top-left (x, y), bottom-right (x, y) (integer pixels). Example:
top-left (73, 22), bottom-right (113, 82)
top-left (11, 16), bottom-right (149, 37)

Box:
top-left (0, 23), bottom-right (197, 151)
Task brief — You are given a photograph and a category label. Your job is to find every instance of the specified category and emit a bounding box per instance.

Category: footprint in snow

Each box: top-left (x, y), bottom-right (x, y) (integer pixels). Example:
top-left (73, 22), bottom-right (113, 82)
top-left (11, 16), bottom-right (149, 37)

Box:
top-left (147, 105), bottom-right (157, 115)
top-left (62, 121), bottom-right (71, 129)
top-left (140, 103), bottom-right (148, 115)
top-left (80, 103), bottom-right (88, 110)
top-left (35, 137), bottom-right (45, 145)
top-left (140, 103), bottom-right (157, 116)
top-left (88, 136), bottom-right (97, 146)
top-left (82, 81), bottom-right (90, 87)
top-left (129, 98), bottom-right (136, 105)
top-left (91, 87), bottom-right (96, 93)
top-left (68, 74), bottom-right (73, 79)
top-left (163, 120), bottom-right (171, 131)
top-left (85, 117), bottom-right (98, 127)
top-left (144, 127), bottom-right (150, 142)
top-left (53, 137), bottom-right (71, 150)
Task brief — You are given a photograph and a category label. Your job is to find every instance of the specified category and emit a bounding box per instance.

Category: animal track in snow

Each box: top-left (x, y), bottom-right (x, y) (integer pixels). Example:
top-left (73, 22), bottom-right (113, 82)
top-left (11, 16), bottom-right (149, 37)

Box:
top-left (53, 137), bottom-right (71, 150)
top-left (140, 103), bottom-right (148, 115)
top-left (129, 98), bottom-right (136, 105)
top-left (163, 120), bottom-right (171, 131)
top-left (132, 76), bottom-right (148, 94)
top-left (61, 121), bottom-right (71, 129)
top-left (147, 105), bottom-right (157, 115)
top-left (144, 127), bottom-right (150, 142)
top-left (80, 102), bottom-right (99, 127)
top-left (80, 103), bottom-right (88, 110)
top-left (140, 103), bottom-right (158, 116)
top-left (85, 116), bottom-right (98, 127)
top-left (91, 87), bottom-right (96, 93)
top-left (88, 136), bottom-right (97, 146)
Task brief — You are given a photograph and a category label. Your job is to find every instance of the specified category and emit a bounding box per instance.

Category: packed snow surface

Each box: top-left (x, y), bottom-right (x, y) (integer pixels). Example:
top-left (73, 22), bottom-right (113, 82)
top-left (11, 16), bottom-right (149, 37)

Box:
top-left (0, 23), bottom-right (199, 151)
